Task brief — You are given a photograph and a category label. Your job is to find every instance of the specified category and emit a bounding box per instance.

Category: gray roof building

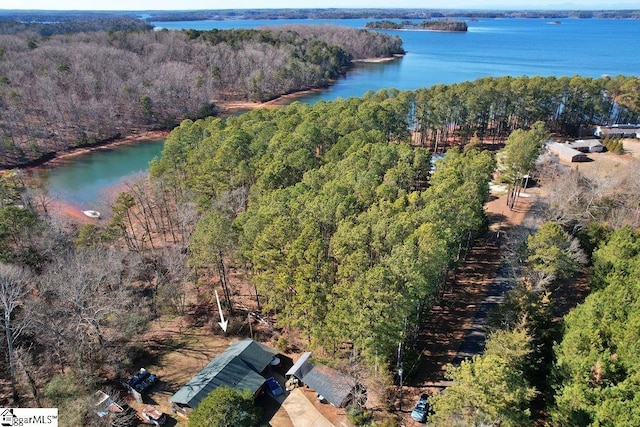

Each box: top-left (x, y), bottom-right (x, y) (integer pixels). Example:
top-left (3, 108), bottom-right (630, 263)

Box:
top-left (546, 141), bottom-right (589, 162)
top-left (170, 339), bottom-right (278, 412)
top-left (286, 352), bottom-right (365, 408)
top-left (302, 365), bottom-right (361, 408)
top-left (567, 139), bottom-right (604, 153)
top-left (594, 125), bottom-right (640, 138)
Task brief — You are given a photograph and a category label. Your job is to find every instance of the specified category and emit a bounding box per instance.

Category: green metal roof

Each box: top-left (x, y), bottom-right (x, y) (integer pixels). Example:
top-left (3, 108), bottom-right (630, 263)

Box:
top-left (169, 339), bottom-right (278, 409)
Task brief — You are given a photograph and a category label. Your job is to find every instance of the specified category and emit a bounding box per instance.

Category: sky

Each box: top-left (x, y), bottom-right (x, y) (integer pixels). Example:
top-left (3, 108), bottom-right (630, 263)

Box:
top-left (1, 0), bottom-right (639, 11)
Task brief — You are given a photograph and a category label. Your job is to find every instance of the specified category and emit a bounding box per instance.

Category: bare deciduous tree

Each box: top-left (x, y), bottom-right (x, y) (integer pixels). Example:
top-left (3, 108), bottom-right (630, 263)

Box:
top-left (0, 263), bottom-right (30, 403)
top-left (34, 247), bottom-right (132, 374)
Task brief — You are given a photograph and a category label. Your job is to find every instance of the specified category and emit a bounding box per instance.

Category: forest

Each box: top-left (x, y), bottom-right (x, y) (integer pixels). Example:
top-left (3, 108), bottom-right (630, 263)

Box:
top-left (0, 25), bottom-right (403, 168)
top-left (0, 19), bottom-right (153, 36)
top-left (2, 65), bottom-right (640, 423)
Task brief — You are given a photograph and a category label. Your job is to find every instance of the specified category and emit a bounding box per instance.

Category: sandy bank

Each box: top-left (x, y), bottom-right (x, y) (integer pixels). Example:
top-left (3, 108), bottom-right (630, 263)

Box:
top-left (353, 54), bottom-right (403, 63)
top-left (218, 88), bottom-right (328, 115)
top-left (34, 130), bottom-right (171, 169)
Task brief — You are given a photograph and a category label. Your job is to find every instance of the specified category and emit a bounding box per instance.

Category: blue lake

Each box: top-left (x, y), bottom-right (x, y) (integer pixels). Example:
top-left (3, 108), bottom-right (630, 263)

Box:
top-left (154, 17), bottom-right (640, 102)
top-left (41, 17), bottom-right (640, 209)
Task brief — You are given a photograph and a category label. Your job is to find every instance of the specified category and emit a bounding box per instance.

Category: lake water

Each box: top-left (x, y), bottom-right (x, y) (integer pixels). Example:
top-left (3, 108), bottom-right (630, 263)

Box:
top-left (41, 17), bottom-right (640, 209)
top-left (154, 17), bottom-right (640, 102)
top-left (36, 140), bottom-right (165, 213)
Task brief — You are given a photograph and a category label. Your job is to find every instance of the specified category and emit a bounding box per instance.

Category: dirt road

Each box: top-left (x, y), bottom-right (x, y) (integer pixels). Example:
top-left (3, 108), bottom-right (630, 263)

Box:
top-left (404, 191), bottom-right (533, 399)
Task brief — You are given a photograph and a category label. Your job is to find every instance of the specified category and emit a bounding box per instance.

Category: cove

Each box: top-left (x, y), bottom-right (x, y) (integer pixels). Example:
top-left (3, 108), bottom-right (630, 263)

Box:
top-left (34, 140), bottom-right (165, 213)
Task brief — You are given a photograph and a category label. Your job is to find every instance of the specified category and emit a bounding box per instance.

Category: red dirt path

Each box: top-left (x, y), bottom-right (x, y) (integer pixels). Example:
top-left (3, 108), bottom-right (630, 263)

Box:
top-left (399, 191), bottom-right (534, 419)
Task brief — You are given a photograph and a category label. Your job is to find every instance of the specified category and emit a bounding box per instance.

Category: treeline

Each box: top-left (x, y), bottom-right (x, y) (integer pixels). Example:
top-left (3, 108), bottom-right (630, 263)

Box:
top-left (411, 75), bottom-right (640, 150)
top-left (0, 26), bottom-right (402, 168)
top-left (2, 9), bottom-right (639, 24)
top-left (0, 19), bottom-right (152, 36)
top-left (0, 10), bottom-right (143, 23)
top-left (190, 25), bottom-right (404, 60)
top-left (144, 9), bottom-right (640, 22)
top-left (366, 20), bottom-right (468, 32)
top-left (415, 20), bottom-right (468, 31)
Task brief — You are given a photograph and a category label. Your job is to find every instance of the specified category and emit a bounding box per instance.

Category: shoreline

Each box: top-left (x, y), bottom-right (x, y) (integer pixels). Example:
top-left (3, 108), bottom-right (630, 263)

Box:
top-left (218, 87), bottom-right (329, 115)
top-left (26, 130), bottom-right (171, 171)
top-left (16, 54), bottom-right (403, 171)
top-left (19, 91), bottom-right (311, 172)
top-left (218, 55), bottom-right (403, 113)
top-left (353, 55), bottom-right (403, 63)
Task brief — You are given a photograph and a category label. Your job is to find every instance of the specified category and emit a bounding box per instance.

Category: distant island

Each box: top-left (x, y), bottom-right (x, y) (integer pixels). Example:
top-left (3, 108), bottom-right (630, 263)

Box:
top-left (366, 20), bottom-right (468, 32)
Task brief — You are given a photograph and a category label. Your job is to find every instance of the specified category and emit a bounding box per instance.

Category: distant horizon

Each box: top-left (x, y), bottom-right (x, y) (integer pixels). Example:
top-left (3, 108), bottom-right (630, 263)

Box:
top-left (1, 2), bottom-right (639, 12)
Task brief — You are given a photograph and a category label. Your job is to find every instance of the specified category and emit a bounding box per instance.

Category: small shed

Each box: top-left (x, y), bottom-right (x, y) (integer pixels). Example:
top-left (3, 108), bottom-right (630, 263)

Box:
top-left (286, 352), bottom-right (365, 408)
top-left (547, 142), bottom-right (589, 162)
top-left (302, 365), bottom-right (363, 408)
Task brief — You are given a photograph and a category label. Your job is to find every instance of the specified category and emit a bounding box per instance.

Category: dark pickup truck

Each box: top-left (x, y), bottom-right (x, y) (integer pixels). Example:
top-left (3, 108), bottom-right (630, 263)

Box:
top-left (128, 368), bottom-right (157, 394)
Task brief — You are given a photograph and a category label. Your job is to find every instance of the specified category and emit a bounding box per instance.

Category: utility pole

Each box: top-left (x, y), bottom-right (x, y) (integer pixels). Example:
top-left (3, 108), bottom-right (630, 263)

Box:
top-left (398, 365), bottom-right (404, 412)
top-left (397, 341), bottom-right (403, 412)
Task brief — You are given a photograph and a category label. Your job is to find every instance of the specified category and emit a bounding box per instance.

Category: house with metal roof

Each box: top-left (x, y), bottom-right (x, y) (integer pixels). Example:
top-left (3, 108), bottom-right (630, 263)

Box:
top-left (286, 352), bottom-right (365, 408)
top-left (169, 339), bottom-right (280, 417)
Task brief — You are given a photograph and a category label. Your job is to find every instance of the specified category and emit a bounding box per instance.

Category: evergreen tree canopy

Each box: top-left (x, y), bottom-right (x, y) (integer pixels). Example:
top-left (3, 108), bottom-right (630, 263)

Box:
top-left (187, 386), bottom-right (261, 427)
top-left (428, 328), bottom-right (536, 427)
top-left (553, 227), bottom-right (640, 426)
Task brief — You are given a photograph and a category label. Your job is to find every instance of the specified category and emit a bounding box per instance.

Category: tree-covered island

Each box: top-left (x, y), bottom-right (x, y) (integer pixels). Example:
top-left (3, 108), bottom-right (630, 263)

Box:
top-left (366, 19), bottom-right (469, 32)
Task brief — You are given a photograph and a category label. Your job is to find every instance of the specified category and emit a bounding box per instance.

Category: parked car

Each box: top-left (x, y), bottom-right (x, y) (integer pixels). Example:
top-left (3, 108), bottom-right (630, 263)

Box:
top-left (128, 368), bottom-right (157, 394)
top-left (265, 377), bottom-right (284, 397)
top-left (410, 394), bottom-right (430, 423)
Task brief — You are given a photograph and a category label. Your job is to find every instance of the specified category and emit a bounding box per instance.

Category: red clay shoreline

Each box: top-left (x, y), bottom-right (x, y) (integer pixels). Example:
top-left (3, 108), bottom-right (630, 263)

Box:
top-left (36, 130), bottom-right (172, 169)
